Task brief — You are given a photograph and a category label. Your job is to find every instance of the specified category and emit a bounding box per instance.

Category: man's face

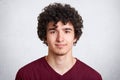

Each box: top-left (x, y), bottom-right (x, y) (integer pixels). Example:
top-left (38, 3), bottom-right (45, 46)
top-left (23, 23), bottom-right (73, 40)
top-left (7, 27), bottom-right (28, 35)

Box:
top-left (46, 21), bottom-right (76, 56)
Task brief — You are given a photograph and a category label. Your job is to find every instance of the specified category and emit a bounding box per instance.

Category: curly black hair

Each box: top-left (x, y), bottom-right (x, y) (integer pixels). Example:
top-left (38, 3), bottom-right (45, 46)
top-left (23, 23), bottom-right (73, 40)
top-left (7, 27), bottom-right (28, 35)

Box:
top-left (37, 3), bottom-right (83, 45)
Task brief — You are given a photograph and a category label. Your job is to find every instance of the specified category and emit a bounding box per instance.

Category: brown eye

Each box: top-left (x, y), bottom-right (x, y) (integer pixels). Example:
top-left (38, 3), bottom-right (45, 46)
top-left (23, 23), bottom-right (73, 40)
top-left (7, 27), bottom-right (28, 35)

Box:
top-left (65, 30), bottom-right (70, 33)
top-left (50, 30), bottom-right (56, 34)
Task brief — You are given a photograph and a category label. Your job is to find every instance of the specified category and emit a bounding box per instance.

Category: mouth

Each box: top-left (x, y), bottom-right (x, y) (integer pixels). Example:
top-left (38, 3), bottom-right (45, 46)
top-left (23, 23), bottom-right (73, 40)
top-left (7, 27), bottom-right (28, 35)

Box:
top-left (55, 44), bottom-right (66, 48)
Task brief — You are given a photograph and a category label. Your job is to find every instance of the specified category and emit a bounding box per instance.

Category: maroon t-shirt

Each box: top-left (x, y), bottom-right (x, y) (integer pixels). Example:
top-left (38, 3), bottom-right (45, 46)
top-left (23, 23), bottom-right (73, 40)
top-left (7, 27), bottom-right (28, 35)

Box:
top-left (15, 57), bottom-right (102, 80)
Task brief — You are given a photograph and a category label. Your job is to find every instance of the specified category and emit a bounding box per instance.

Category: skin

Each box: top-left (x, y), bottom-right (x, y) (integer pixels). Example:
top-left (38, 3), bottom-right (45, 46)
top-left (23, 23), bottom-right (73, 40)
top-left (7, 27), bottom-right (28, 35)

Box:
top-left (45, 21), bottom-right (77, 75)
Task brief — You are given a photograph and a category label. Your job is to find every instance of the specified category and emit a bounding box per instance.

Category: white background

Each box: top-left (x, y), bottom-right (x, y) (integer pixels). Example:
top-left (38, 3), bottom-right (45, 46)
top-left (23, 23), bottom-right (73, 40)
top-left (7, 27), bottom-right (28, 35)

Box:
top-left (0, 0), bottom-right (120, 80)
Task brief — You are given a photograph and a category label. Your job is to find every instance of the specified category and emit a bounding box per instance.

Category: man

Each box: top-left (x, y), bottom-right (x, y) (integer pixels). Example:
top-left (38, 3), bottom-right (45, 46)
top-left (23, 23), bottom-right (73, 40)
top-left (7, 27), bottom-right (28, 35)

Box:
top-left (15, 3), bottom-right (102, 80)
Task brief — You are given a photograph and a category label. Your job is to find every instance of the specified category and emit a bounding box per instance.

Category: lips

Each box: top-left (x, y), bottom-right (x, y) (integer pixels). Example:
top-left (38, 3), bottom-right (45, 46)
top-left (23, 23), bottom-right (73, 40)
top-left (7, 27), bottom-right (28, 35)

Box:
top-left (55, 44), bottom-right (66, 48)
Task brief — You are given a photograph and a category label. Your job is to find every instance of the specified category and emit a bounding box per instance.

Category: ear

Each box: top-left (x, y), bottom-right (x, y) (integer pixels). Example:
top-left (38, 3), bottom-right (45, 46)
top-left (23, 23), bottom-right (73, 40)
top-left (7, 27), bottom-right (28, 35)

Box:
top-left (44, 37), bottom-right (48, 45)
top-left (73, 37), bottom-right (77, 43)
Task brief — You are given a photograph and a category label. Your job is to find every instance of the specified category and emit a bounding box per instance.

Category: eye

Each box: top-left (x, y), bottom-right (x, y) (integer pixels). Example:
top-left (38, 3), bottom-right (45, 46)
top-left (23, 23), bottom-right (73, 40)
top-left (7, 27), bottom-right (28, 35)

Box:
top-left (65, 30), bottom-right (71, 33)
top-left (50, 30), bottom-right (56, 34)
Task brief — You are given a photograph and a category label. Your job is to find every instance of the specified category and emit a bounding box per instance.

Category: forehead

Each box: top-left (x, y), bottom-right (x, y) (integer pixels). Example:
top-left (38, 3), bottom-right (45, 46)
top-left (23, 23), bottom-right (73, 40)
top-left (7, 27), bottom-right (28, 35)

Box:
top-left (47, 21), bottom-right (74, 29)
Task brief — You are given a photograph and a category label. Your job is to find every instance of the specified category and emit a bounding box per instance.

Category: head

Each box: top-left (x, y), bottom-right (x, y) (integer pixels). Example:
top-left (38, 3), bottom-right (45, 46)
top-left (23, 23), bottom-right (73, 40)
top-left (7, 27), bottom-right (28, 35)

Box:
top-left (37, 3), bottom-right (83, 45)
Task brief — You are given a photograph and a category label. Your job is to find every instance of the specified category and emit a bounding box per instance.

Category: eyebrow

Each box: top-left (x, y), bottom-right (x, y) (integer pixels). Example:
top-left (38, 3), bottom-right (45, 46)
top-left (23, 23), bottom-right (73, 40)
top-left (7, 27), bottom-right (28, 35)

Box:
top-left (63, 28), bottom-right (73, 31)
top-left (48, 27), bottom-right (56, 31)
top-left (48, 27), bottom-right (73, 31)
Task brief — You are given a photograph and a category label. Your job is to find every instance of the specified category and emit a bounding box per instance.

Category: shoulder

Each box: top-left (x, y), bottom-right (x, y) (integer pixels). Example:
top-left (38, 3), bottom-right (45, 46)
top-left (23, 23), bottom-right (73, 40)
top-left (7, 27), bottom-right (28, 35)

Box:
top-left (20, 56), bottom-right (45, 71)
top-left (75, 59), bottom-right (102, 80)
top-left (15, 56), bottom-right (45, 79)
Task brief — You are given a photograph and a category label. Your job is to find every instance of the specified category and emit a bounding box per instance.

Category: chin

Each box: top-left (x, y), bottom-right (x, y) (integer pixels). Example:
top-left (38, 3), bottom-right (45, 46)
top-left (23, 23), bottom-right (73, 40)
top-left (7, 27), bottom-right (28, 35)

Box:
top-left (54, 51), bottom-right (67, 56)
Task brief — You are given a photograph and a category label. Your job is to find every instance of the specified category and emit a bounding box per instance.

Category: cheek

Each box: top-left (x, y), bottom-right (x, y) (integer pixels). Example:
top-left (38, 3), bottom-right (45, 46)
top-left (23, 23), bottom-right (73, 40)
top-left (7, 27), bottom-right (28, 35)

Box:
top-left (46, 36), bottom-right (55, 44)
top-left (67, 34), bottom-right (75, 39)
top-left (66, 36), bottom-right (75, 43)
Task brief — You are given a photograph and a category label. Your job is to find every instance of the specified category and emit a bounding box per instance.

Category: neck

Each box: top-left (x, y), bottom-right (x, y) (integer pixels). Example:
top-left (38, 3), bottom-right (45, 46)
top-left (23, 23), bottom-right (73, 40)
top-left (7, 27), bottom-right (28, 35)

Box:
top-left (45, 53), bottom-right (76, 75)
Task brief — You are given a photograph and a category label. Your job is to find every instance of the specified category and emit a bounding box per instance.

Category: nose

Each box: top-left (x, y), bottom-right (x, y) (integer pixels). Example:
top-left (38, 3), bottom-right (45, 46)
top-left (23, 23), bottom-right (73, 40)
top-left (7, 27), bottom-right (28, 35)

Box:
top-left (56, 31), bottom-right (64, 42)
